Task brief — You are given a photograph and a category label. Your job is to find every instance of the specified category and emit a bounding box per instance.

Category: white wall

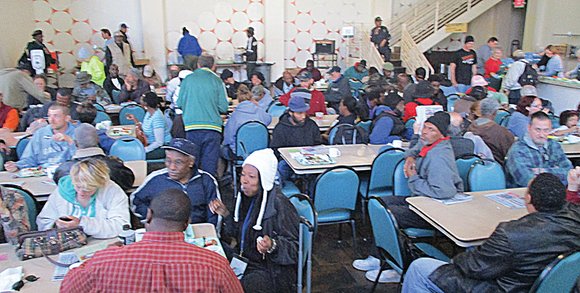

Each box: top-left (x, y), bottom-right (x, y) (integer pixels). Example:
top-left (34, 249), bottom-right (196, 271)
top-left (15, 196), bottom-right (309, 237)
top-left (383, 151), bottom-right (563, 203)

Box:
top-left (0, 0), bottom-right (34, 69)
top-left (523, 0), bottom-right (580, 52)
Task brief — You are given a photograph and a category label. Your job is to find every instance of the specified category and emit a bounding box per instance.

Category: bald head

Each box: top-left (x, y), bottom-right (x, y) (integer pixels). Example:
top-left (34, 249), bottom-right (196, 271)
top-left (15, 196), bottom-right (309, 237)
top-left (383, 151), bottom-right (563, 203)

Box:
top-left (146, 189), bottom-right (191, 232)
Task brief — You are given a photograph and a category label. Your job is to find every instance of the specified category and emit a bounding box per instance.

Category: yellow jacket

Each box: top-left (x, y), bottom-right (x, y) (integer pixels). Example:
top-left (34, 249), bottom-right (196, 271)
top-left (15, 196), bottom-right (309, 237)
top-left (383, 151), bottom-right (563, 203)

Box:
top-left (80, 56), bottom-right (106, 86)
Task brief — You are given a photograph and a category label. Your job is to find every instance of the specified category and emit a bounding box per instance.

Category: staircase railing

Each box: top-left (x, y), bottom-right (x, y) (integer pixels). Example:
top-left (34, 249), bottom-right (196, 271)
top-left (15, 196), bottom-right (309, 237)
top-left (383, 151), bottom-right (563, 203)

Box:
top-left (388, 0), bottom-right (487, 46)
top-left (344, 22), bottom-right (385, 73)
top-left (400, 25), bottom-right (434, 75)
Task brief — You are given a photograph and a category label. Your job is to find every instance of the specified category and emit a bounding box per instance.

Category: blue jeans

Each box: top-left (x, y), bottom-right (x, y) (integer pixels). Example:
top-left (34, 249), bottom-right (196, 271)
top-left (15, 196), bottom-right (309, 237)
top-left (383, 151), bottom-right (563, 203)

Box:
top-left (402, 258), bottom-right (447, 293)
top-left (185, 129), bottom-right (222, 177)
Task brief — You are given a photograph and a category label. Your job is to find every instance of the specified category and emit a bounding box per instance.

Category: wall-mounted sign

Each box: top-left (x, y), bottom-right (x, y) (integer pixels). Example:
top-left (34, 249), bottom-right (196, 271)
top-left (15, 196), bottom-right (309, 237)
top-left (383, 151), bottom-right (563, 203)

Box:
top-left (514, 0), bottom-right (525, 8)
top-left (445, 23), bottom-right (468, 33)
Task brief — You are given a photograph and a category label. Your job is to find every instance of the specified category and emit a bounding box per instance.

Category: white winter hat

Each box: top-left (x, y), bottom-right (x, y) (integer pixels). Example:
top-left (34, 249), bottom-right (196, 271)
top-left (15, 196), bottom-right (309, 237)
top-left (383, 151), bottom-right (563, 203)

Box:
top-left (178, 69), bottom-right (193, 79)
top-left (233, 148), bottom-right (278, 231)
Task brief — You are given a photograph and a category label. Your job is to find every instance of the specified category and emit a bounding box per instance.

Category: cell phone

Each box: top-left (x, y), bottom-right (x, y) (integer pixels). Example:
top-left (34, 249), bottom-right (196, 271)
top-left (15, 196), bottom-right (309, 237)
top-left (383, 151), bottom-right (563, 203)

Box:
top-left (59, 217), bottom-right (72, 222)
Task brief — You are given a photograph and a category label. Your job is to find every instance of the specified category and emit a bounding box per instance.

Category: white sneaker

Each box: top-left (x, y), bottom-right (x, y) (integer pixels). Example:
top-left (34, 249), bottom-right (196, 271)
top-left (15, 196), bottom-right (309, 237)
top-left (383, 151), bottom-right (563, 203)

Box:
top-left (352, 256), bottom-right (381, 271)
top-left (365, 269), bottom-right (401, 283)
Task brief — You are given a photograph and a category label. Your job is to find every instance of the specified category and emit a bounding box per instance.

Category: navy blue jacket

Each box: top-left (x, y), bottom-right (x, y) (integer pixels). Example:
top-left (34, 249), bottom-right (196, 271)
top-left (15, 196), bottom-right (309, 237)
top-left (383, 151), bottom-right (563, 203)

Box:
top-left (130, 168), bottom-right (219, 225)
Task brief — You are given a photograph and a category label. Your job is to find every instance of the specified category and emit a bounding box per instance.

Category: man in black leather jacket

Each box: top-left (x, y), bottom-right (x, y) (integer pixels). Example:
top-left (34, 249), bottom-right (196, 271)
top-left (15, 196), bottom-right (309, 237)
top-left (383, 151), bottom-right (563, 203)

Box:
top-left (402, 172), bottom-right (580, 293)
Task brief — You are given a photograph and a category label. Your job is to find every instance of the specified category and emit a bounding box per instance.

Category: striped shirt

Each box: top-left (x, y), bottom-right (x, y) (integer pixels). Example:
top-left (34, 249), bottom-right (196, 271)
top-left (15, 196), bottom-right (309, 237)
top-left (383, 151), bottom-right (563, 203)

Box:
top-left (142, 109), bottom-right (171, 145)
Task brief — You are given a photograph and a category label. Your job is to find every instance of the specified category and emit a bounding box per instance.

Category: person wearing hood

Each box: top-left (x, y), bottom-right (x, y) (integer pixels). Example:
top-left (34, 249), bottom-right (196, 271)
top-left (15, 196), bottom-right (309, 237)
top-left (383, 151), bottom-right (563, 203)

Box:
top-left (222, 84), bottom-right (272, 158)
top-left (403, 80), bottom-right (439, 122)
top-left (209, 148), bottom-right (300, 293)
top-left (37, 158), bottom-right (130, 239)
top-left (78, 47), bottom-right (105, 86)
top-left (270, 96), bottom-right (322, 183)
top-left (130, 138), bottom-right (220, 225)
top-left (369, 91), bottom-right (409, 144)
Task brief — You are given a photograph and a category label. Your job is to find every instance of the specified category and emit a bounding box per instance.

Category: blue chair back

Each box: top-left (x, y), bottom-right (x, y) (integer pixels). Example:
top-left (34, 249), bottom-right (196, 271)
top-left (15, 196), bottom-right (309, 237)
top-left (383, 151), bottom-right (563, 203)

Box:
top-left (93, 103), bottom-right (105, 112)
top-left (392, 159), bottom-right (412, 196)
top-left (467, 160), bottom-right (506, 192)
top-left (112, 90), bottom-right (121, 104)
top-left (530, 251), bottom-right (580, 293)
top-left (356, 120), bottom-right (372, 133)
top-left (313, 166), bottom-right (359, 215)
top-left (110, 137), bottom-right (146, 161)
top-left (2, 184), bottom-right (38, 231)
top-left (549, 114), bottom-right (560, 128)
top-left (368, 197), bottom-right (405, 273)
top-left (267, 103), bottom-right (287, 118)
top-left (16, 135), bottom-right (32, 160)
top-left (289, 194), bottom-right (316, 293)
top-left (495, 110), bottom-right (511, 127)
top-left (235, 121), bottom-right (269, 161)
top-left (446, 94), bottom-right (461, 111)
top-left (455, 155), bottom-right (481, 190)
top-left (119, 104), bottom-right (146, 125)
top-left (364, 148), bottom-right (405, 199)
top-left (94, 111), bottom-right (112, 124)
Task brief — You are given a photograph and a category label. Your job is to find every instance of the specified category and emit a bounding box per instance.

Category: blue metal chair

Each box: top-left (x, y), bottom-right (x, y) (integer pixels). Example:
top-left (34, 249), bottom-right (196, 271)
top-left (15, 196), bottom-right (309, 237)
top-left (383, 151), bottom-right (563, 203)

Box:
top-left (2, 184), bottom-right (38, 231)
top-left (112, 90), bottom-right (121, 104)
top-left (356, 120), bottom-right (372, 133)
top-left (368, 197), bottom-right (449, 292)
top-left (359, 148), bottom-right (405, 221)
top-left (446, 94), bottom-right (461, 111)
top-left (110, 137), bottom-right (146, 161)
top-left (313, 166), bottom-right (359, 253)
top-left (267, 103), bottom-right (288, 118)
top-left (391, 159), bottom-right (435, 238)
top-left (232, 121), bottom-right (269, 197)
top-left (467, 159), bottom-right (506, 192)
top-left (455, 155), bottom-right (482, 191)
top-left (289, 194), bottom-right (317, 293)
top-left (93, 103), bottom-right (105, 112)
top-left (392, 159), bottom-right (412, 197)
top-left (93, 111), bottom-right (112, 124)
top-left (495, 109), bottom-right (511, 127)
top-left (119, 104), bottom-right (146, 125)
top-left (15, 134), bottom-right (32, 160)
top-left (529, 251), bottom-right (580, 293)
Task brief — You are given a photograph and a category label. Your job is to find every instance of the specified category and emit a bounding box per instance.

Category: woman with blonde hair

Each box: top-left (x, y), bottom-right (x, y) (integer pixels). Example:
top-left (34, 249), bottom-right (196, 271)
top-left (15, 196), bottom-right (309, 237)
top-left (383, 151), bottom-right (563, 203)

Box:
top-left (37, 158), bottom-right (130, 238)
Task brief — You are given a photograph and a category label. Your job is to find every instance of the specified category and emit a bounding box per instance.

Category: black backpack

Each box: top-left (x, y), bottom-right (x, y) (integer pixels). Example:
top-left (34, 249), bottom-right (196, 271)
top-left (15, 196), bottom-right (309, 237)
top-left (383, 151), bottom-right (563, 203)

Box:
top-left (518, 61), bottom-right (538, 86)
top-left (331, 124), bottom-right (369, 145)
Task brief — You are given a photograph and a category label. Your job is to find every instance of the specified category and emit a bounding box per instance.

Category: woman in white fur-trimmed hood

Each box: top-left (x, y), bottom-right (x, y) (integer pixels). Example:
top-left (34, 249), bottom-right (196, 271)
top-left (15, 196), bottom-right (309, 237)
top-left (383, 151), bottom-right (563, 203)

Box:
top-left (210, 148), bottom-right (300, 293)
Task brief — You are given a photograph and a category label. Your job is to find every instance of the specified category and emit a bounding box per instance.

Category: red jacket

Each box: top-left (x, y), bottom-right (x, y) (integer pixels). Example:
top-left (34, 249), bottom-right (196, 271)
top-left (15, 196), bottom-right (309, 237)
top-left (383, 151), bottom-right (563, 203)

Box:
top-left (567, 190), bottom-right (580, 205)
top-left (403, 97), bottom-right (437, 122)
top-left (279, 87), bottom-right (327, 116)
top-left (484, 58), bottom-right (502, 78)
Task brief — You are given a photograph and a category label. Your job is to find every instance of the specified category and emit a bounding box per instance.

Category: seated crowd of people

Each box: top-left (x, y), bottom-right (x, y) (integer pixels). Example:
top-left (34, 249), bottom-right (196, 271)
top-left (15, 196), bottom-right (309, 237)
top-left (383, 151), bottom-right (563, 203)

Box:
top-left (0, 32), bottom-right (579, 292)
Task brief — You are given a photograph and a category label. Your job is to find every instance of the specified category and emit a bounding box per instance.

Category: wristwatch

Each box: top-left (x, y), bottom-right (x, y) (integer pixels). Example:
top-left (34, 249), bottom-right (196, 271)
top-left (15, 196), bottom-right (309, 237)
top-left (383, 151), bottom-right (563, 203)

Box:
top-left (267, 238), bottom-right (277, 254)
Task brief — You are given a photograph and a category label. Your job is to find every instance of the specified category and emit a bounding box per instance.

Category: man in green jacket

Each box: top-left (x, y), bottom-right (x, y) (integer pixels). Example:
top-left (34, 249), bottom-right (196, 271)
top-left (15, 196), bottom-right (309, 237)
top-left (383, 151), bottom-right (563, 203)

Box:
top-left (177, 54), bottom-right (229, 177)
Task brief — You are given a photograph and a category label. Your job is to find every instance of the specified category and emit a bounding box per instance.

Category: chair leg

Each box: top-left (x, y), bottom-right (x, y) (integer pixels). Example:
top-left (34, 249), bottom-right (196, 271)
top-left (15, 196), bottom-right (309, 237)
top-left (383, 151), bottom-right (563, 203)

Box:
top-left (361, 197), bottom-right (368, 226)
top-left (350, 219), bottom-right (357, 256)
top-left (371, 262), bottom-right (389, 293)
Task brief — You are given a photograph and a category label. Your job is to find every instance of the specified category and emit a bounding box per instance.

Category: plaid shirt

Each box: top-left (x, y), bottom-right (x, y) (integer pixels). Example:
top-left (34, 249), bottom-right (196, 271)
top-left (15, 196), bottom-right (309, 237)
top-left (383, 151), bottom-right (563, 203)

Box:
top-left (505, 135), bottom-right (572, 187)
top-left (61, 232), bottom-right (243, 293)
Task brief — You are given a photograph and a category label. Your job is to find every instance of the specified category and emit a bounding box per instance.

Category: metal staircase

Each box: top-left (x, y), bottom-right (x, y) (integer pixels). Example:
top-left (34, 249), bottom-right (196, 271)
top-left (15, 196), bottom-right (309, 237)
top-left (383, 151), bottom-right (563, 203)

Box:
top-left (352, 0), bottom-right (503, 75)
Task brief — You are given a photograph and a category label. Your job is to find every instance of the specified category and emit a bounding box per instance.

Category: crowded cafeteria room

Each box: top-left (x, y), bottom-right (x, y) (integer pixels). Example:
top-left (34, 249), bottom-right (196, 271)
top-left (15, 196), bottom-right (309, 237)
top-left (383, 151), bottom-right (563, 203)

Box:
top-left (1, 0), bottom-right (580, 292)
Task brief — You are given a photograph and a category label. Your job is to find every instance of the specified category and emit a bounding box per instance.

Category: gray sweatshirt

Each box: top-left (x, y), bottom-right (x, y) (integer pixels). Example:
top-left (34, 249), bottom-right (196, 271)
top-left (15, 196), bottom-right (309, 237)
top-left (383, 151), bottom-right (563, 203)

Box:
top-left (406, 139), bottom-right (464, 199)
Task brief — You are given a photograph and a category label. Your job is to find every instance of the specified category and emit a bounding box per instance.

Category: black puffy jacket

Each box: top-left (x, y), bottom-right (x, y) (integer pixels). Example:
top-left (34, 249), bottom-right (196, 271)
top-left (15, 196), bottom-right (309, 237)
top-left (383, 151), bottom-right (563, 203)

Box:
top-left (429, 203), bottom-right (580, 293)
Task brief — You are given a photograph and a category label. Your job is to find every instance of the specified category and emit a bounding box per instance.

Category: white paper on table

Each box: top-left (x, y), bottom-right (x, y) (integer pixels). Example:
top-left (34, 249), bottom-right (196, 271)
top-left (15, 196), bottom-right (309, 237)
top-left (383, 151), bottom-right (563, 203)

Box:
top-left (0, 266), bottom-right (22, 291)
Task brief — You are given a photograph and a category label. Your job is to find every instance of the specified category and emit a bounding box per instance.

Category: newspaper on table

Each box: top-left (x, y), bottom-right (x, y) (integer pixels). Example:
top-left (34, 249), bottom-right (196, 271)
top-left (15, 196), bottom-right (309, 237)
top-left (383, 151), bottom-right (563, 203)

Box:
top-left (415, 105), bottom-right (444, 132)
top-left (485, 192), bottom-right (526, 209)
top-left (433, 193), bottom-right (473, 205)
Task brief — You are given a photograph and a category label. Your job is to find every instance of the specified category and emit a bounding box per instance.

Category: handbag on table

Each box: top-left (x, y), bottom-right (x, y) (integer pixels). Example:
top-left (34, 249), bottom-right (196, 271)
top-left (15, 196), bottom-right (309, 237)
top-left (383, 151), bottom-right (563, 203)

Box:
top-left (16, 227), bottom-right (87, 261)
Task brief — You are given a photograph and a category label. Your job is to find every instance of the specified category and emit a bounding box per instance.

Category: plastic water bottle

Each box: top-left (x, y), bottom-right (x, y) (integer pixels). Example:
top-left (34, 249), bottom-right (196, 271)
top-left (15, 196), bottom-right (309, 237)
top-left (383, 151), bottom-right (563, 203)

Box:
top-left (118, 224), bottom-right (135, 245)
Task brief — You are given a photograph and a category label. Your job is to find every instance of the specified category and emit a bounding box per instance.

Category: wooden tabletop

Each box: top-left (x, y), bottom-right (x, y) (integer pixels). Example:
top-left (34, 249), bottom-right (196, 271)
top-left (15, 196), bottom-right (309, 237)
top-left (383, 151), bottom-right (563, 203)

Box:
top-left (278, 144), bottom-right (386, 175)
top-left (268, 114), bottom-right (338, 132)
top-left (406, 188), bottom-right (528, 247)
top-left (0, 131), bottom-right (30, 148)
top-left (560, 142), bottom-right (580, 158)
top-left (123, 160), bottom-right (146, 187)
top-left (0, 224), bottom-right (218, 292)
top-left (0, 171), bottom-right (55, 201)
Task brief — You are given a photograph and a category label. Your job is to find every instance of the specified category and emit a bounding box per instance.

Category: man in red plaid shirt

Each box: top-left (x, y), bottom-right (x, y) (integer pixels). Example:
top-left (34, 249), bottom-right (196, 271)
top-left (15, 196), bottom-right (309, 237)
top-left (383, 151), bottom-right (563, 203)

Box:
top-left (61, 189), bottom-right (242, 293)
